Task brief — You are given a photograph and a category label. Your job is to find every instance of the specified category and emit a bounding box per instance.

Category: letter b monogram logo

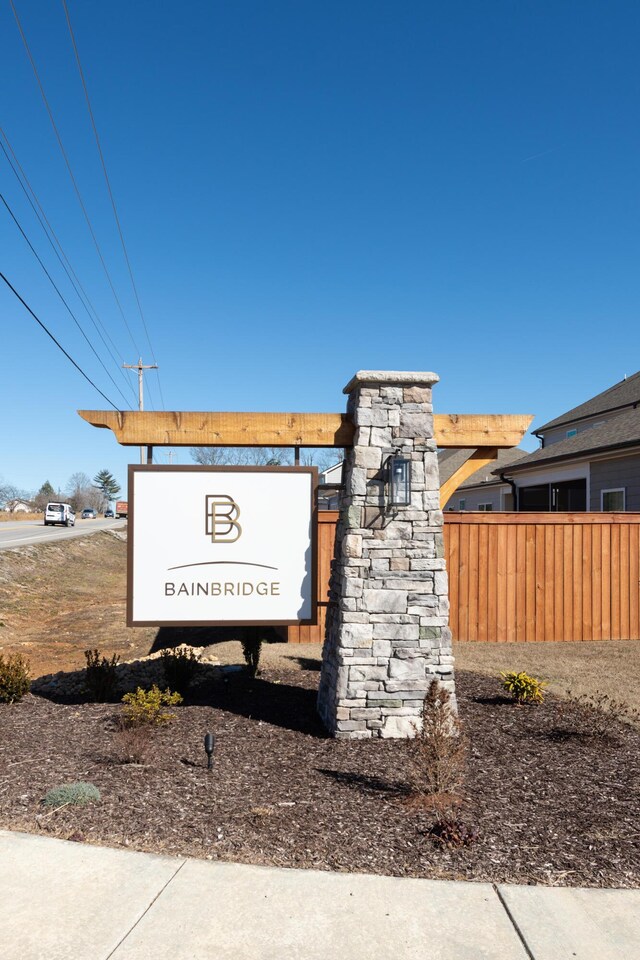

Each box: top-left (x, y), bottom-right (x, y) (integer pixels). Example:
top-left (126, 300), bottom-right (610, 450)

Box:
top-left (205, 495), bottom-right (242, 543)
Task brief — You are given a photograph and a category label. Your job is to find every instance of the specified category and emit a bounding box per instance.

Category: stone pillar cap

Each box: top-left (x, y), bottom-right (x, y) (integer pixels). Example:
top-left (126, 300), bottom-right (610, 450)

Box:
top-left (343, 370), bottom-right (440, 394)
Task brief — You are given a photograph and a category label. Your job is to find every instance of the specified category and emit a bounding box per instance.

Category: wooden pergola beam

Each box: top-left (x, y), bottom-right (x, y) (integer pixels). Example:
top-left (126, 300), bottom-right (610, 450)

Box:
top-left (438, 448), bottom-right (498, 509)
top-left (434, 414), bottom-right (532, 448)
top-left (78, 411), bottom-right (533, 449)
top-left (78, 410), bottom-right (355, 448)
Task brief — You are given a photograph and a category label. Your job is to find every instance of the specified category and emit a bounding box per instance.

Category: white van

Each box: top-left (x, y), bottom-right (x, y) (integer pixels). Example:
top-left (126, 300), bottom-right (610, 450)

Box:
top-left (44, 502), bottom-right (76, 527)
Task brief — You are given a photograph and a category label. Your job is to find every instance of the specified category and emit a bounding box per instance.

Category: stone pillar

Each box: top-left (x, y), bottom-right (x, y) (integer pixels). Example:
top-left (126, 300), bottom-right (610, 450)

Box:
top-left (317, 370), bottom-right (454, 739)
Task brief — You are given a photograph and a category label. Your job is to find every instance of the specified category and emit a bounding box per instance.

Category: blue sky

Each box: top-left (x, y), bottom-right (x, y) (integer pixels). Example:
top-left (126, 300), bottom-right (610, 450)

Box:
top-left (1, 0), bottom-right (639, 494)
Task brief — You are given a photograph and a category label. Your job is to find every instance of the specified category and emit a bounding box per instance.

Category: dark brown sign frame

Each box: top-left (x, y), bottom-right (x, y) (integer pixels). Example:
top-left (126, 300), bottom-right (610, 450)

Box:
top-left (127, 464), bottom-right (318, 628)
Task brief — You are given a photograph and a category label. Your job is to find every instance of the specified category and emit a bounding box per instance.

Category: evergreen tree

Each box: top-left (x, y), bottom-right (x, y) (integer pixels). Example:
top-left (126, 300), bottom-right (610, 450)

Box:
top-left (92, 469), bottom-right (121, 506)
top-left (33, 481), bottom-right (56, 511)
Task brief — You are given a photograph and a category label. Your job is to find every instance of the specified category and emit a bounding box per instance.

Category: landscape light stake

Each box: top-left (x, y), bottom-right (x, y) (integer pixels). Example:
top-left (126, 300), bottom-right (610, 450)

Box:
top-left (204, 732), bottom-right (215, 771)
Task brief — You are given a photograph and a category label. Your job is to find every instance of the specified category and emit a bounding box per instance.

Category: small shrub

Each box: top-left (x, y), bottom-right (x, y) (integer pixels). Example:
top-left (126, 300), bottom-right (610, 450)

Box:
top-left (43, 782), bottom-right (100, 808)
top-left (161, 646), bottom-right (200, 694)
top-left (406, 680), bottom-right (466, 805)
top-left (559, 690), bottom-right (640, 741)
top-left (240, 630), bottom-right (263, 677)
top-left (501, 670), bottom-right (547, 705)
top-left (84, 648), bottom-right (120, 702)
top-left (121, 685), bottom-right (183, 727)
top-left (0, 653), bottom-right (31, 703)
top-left (112, 723), bottom-right (152, 764)
top-left (428, 818), bottom-right (479, 848)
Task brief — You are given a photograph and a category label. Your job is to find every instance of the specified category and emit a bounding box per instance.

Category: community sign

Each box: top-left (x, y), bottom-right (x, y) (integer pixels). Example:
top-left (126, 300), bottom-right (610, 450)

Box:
top-left (127, 465), bottom-right (317, 626)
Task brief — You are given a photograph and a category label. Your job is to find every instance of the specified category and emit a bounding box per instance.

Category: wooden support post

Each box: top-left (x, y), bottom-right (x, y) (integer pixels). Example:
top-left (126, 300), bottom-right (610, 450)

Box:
top-left (439, 448), bottom-right (498, 509)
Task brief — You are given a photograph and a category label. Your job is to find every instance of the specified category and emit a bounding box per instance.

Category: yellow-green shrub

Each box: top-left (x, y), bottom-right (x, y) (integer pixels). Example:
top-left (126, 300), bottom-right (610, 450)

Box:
top-left (121, 685), bottom-right (183, 726)
top-left (500, 671), bottom-right (547, 704)
top-left (0, 653), bottom-right (31, 703)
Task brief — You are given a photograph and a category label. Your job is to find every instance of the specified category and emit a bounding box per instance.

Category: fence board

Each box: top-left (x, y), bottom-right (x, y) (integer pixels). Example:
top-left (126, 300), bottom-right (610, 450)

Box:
top-left (563, 525), bottom-right (573, 641)
top-left (602, 524), bottom-right (611, 640)
top-left (621, 524), bottom-right (630, 641)
top-left (592, 524), bottom-right (602, 642)
top-left (630, 525), bottom-right (639, 639)
top-left (468, 523), bottom-right (479, 641)
top-left (477, 523), bottom-right (489, 642)
top-left (525, 525), bottom-right (536, 642)
top-left (582, 524), bottom-right (592, 643)
top-left (496, 524), bottom-right (507, 642)
top-left (573, 525), bottom-right (583, 641)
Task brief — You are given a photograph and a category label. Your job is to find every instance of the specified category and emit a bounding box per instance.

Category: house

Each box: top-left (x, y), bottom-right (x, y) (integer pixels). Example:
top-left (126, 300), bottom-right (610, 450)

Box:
top-left (444, 371), bottom-right (640, 512)
top-left (499, 371), bottom-right (640, 511)
top-left (1, 499), bottom-right (33, 513)
top-left (319, 461), bottom-right (343, 510)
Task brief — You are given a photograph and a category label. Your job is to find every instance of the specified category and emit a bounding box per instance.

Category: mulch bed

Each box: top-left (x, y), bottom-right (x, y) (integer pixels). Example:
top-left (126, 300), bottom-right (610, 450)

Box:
top-left (1, 667), bottom-right (639, 887)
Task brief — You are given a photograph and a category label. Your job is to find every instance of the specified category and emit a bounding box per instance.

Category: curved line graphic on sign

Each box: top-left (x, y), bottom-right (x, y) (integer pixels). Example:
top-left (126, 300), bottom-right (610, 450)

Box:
top-left (167, 561), bottom-right (279, 571)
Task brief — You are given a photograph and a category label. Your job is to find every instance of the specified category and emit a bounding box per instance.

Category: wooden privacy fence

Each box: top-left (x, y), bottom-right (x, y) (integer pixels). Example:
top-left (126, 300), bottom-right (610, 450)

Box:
top-left (288, 511), bottom-right (640, 643)
top-left (445, 513), bottom-right (640, 643)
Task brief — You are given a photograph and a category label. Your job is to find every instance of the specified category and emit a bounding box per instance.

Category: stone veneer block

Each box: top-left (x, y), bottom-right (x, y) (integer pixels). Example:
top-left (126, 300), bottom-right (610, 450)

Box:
top-left (317, 370), bottom-right (455, 738)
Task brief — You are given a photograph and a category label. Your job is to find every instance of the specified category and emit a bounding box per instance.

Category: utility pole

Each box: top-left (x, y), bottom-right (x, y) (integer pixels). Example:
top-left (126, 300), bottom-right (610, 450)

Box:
top-left (123, 357), bottom-right (158, 464)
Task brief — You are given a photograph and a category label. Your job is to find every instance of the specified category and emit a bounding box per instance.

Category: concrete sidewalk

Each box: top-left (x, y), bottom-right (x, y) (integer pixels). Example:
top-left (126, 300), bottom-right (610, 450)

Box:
top-left (1, 831), bottom-right (638, 959)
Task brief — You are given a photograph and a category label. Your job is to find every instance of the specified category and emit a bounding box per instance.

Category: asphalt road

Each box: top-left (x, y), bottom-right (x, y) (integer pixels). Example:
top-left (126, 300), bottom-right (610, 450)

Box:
top-left (0, 517), bottom-right (126, 550)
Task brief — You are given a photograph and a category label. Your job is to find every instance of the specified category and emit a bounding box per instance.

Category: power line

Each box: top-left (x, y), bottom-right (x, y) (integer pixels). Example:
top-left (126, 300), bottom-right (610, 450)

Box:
top-left (0, 188), bottom-right (132, 408)
top-left (0, 270), bottom-right (119, 410)
top-left (62, 0), bottom-right (164, 399)
top-left (10, 0), bottom-right (143, 358)
top-left (0, 125), bottom-right (134, 397)
top-left (0, 127), bottom-right (135, 405)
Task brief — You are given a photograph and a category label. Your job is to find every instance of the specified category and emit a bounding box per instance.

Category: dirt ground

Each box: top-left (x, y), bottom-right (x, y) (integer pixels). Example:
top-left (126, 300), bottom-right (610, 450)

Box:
top-left (454, 639), bottom-right (640, 710)
top-left (2, 530), bottom-right (640, 711)
top-left (0, 529), bottom-right (322, 677)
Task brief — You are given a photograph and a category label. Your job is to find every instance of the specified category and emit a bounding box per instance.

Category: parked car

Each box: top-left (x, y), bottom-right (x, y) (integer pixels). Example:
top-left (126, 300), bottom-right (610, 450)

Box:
top-left (81, 508), bottom-right (97, 519)
top-left (104, 509), bottom-right (114, 518)
top-left (44, 502), bottom-right (75, 527)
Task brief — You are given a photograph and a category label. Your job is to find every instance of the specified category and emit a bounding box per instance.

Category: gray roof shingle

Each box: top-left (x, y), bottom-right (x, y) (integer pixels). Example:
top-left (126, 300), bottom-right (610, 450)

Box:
top-left (495, 407), bottom-right (640, 474)
top-left (536, 370), bottom-right (640, 433)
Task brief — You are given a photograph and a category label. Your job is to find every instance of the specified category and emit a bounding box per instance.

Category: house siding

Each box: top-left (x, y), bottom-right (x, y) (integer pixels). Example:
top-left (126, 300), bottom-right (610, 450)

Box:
top-left (589, 454), bottom-right (640, 511)
top-left (543, 413), bottom-right (616, 447)
top-left (445, 485), bottom-right (506, 511)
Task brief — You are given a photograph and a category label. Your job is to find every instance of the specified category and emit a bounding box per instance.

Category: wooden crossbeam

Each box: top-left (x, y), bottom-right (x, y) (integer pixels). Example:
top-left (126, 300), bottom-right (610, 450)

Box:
top-left (434, 414), bottom-right (532, 448)
top-left (438, 448), bottom-right (498, 509)
top-left (78, 410), bottom-right (532, 449)
top-left (78, 410), bottom-right (354, 447)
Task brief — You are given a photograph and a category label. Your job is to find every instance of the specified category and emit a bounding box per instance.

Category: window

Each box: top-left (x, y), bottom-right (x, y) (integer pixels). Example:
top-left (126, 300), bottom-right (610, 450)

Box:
top-left (519, 484), bottom-right (550, 511)
top-left (601, 488), bottom-right (625, 512)
top-left (552, 480), bottom-right (586, 511)
top-left (566, 429), bottom-right (578, 438)
top-left (519, 480), bottom-right (587, 512)
top-left (458, 499), bottom-right (466, 510)
top-left (478, 503), bottom-right (493, 511)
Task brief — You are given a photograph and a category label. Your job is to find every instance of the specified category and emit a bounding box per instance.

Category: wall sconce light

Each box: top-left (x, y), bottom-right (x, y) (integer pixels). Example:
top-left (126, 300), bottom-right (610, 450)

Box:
top-left (204, 732), bottom-right (215, 771)
top-left (387, 454), bottom-right (412, 508)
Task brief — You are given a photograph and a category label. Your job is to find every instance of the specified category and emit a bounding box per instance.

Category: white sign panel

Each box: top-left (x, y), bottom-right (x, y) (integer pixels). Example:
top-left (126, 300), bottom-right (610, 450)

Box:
top-left (128, 466), bottom-right (316, 626)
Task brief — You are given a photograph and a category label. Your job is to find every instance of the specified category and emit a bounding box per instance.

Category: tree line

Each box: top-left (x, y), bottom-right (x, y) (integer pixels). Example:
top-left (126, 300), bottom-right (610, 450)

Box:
top-left (0, 470), bottom-right (121, 514)
top-left (1, 447), bottom-right (340, 514)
